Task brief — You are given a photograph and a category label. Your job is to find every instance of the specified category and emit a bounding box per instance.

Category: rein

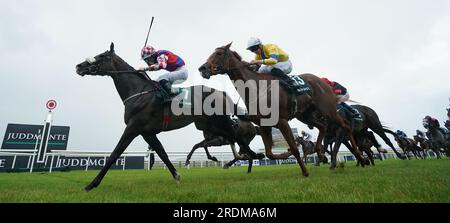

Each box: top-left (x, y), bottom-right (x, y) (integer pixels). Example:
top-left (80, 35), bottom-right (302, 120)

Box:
top-left (85, 55), bottom-right (157, 104)
top-left (122, 89), bottom-right (157, 104)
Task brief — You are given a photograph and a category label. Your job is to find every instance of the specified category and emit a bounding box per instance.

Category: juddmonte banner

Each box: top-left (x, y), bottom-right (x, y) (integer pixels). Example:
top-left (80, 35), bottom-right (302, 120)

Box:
top-left (1, 123), bottom-right (70, 150)
top-left (0, 156), bottom-right (145, 171)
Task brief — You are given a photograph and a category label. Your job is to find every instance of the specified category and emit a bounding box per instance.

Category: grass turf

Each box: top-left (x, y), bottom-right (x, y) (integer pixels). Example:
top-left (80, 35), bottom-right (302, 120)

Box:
top-left (0, 159), bottom-right (448, 203)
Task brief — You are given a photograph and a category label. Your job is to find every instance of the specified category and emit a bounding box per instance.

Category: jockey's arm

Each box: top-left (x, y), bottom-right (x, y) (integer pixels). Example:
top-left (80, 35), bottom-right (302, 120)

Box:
top-left (148, 54), bottom-right (168, 71)
top-left (261, 45), bottom-right (280, 65)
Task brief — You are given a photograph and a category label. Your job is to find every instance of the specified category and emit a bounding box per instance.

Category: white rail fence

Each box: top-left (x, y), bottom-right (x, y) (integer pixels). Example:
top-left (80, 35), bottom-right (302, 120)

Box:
top-left (0, 148), bottom-right (441, 173)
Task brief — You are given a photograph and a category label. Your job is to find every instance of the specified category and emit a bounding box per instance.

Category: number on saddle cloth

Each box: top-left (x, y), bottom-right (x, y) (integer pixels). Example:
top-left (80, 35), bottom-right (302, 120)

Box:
top-left (289, 75), bottom-right (312, 96)
top-left (171, 87), bottom-right (192, 106)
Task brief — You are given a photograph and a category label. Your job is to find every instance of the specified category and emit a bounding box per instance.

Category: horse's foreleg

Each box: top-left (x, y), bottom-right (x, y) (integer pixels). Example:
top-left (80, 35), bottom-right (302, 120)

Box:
top-left (143, 134), bottom-right (180, 185)
top-left (346, 131), bottom-right (368, 166)
top-left (85, 126), bottom-right (139, 191)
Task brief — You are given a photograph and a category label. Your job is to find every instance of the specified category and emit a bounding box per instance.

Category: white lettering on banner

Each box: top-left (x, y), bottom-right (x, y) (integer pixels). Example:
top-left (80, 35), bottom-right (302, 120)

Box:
top-left (115, 158), bottom-right (125, 166)
top-left (6, 132), bottom-right (68, 142)
top-left (0, 159), bottom-right (6, 168)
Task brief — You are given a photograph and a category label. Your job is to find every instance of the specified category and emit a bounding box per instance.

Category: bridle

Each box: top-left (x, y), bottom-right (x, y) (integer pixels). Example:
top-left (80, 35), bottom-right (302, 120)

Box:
top-left (208, 47), bottom-right (243, 75)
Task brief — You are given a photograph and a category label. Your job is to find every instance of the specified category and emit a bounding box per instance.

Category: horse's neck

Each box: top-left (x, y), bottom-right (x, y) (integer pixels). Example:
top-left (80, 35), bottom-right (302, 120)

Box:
top-left (110, 56), bottom-right (152, 102)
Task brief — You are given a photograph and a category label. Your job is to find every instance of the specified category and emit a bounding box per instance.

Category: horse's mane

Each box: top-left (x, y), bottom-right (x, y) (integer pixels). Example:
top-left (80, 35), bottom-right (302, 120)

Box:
top-left (229, 49), bottom-right (273, 76)
top-left (113, 53), bottom-right (152, 83)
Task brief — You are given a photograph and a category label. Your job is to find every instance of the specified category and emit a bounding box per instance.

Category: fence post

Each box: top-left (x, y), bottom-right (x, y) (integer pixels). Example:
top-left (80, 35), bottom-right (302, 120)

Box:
top-left (49, 155), bottom-right (55, 173)
top-left (86, 156), bottom-right (90, 172)
top-left (12, 155), bottom-right (17, 170)
top-left (30, 152), bottom-right (36, 173)
top-left (123, 156), bottom-right (126, 171)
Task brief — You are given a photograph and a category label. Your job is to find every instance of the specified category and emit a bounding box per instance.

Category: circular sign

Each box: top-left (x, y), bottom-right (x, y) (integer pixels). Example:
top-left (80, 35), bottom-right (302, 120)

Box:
top-left (46, 100), bottom-right (57, 110)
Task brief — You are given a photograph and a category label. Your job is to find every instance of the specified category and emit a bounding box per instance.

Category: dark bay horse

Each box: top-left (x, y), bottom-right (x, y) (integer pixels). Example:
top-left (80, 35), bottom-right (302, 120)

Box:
top-left (325, 104), bottom-right (406, 170)
top-left (185, 117), bottom-right (260, 173)
top-left (413, 135), bottom-right (435, 158)
top-left (394, 135), bottom-right (424, 159)
top-left (424, 119), bottom-right (450, 157)
top-left (200, 43), bottom-right (369, 177)
top-left (75, 43), bottom-right (262, 191)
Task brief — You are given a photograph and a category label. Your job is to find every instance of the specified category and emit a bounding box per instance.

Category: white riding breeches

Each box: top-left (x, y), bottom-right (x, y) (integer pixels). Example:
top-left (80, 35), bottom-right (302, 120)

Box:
top-left (258, 60), bottom-right (293, 75)
top-left (336, 93), bottom-right (350, 103)
top-left (157, 66), bottom-right (189, 84)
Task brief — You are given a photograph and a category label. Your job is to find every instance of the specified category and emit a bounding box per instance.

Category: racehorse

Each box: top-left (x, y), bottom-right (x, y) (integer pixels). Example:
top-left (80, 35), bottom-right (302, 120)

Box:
top-left (200, 43), bottom-right (369, 177)
top-left (392, 134), bottom-right (424, 159)
top-left (295, 136), bottom-right (332, 164)
top-left (413, 135), bottom-right (436, 158)
top-left (424, 119), bottom-right (450, 157)
top-left (324, 104), bottom-right (406, 170)
top-left (75, 43), bottom-right (262, 191)
top-left (185, 117), bottom-right (260, 173)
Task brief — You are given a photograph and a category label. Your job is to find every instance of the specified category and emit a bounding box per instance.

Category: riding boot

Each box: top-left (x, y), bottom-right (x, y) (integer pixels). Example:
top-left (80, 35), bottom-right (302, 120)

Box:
top-left (270, 68), bottom-right (296, 95)
top-left (271, 68), bottom-right (297, 116)
top-left (158, 79), bottom-right (173, 103)
top-left (340, 102), bottom-right (363, 121)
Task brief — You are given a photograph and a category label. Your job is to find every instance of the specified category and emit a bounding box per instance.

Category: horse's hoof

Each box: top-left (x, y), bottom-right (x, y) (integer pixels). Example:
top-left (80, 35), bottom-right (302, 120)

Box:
top-left (174, 174), bottom-right (181, 186)
top-left (302, 171), bottom-right (310, 177)
top-left (84, 183), bottom-right (97, 192)
top-left (256, 153), bottom-right (265, 159)
top-left (223, 165), bottom-right (230, 170)
top-left (184, 161), bottom-right (190, 167)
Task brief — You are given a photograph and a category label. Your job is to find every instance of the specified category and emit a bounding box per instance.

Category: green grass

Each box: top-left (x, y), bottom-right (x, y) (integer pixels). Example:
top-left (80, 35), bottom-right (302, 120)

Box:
top-left (0, 159), bottom-right (449, 203)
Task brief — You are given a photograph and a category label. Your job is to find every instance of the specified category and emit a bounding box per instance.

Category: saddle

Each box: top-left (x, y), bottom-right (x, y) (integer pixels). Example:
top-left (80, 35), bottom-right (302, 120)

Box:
top-left (337, 104), bottom-right (364, 131)
top-left (286, 75), bottom-right (313, 118)
top-left (155, 82), bottom-right (191, 106)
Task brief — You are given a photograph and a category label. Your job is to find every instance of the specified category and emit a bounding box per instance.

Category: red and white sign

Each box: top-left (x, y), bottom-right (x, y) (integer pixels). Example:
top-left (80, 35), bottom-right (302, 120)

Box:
top-left (46, 100), bottom-right (57, 110)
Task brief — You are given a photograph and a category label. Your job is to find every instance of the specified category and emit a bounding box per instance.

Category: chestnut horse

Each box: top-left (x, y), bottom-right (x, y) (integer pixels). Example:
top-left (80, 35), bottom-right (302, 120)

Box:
top-left (200, 43), bottom-right (368, 177)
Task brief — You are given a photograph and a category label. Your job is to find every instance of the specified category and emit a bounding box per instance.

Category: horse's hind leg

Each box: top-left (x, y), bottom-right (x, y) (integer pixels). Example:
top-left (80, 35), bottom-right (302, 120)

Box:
top-left (185, 140), bottom-right (206, 166)
top-left (247, 158), bottom-right (253, 173)
top-left (85, 126), bottom-right (139, 191)
top-left (143, 134), bottom-right (180, 185)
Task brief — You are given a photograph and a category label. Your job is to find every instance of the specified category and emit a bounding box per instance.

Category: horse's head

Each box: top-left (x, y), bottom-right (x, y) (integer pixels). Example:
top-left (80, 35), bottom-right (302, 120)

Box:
top-left (199, 42), bottom-right (237, 79)
top-left (76, 43), bottom-right (116, 77)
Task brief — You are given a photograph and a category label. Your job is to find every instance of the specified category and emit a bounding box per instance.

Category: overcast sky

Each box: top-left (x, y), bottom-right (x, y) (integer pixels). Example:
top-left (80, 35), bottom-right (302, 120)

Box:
top-left (1, 0), bottom-right (449, 154)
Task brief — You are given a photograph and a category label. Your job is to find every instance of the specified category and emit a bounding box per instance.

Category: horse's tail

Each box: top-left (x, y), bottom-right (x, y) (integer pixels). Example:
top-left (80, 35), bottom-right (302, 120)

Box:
top-left (347, 99), bottom-right (361, 104)
top-left (383, 127), bottom-right (397, 137)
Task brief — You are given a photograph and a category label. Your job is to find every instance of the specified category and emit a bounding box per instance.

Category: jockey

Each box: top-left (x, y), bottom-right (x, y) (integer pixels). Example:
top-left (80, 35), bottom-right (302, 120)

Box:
top-left (321, 78), bottom-right (363, 121)
top-left (396, 130), bottom-right (408, 141)
top-left (416, 130), bottom-right (426, 138)
top-left (246, 37), bottom-right (297, 94)
top-left (423, 115), bottom-right (439, 129)
top-left (301, 130), bottom-right (312, 141)
top-left (138, 45), bottom-right (188, 101)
